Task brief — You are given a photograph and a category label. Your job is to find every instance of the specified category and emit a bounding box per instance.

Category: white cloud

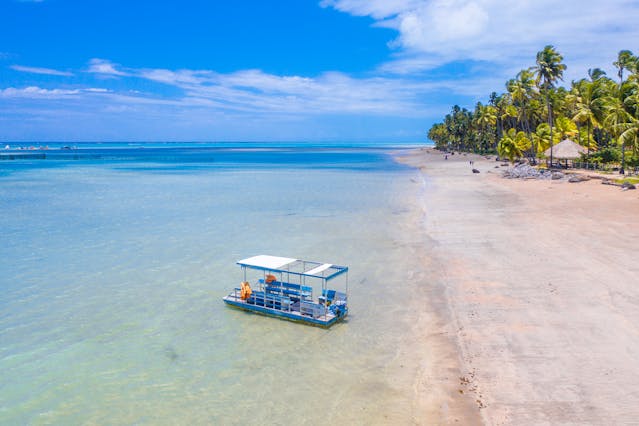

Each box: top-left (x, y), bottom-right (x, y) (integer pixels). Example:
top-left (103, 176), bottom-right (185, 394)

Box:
top-left (2, 59), bottom-right (459, 142)
top-left (0, 86), bottom-right (112, 99)
top-left (10, 65), bottom-right (74, 76)
top-left (320, 0), bottom-right (422, 20)
top-left (91, 63), bottom-right (446, 116)
top-left (87, 58), bottom-right (128, 76)
top-left (323, 0), bottom-right (639, 80)
top-left (190, 69), bottom-right (450, 115)
top-left (0, 86), bottom-right (80, 98)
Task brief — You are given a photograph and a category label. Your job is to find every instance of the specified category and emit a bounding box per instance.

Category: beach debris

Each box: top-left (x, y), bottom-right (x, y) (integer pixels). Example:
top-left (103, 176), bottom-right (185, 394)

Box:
top-left (551, 172), bottom-right (564, 180)
top-left (621, 182), bottom-right (636, 190)
top-left (472, 168), bottom-right (480, 173)
top-left (602, 180), bottom-right (636, 190)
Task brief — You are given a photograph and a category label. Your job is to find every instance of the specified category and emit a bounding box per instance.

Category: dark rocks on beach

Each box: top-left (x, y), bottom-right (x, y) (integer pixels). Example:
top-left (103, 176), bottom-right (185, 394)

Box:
top-left (502, 163), bottom-right (547, 179)
top-left (551, 172), bottom-right (564, 180)
top-left (568, 175), bottom-right (590, 183)
top-left (621, 182), bottom-right (636, 190)
top-left (472, 168), bottom-right (480, 173)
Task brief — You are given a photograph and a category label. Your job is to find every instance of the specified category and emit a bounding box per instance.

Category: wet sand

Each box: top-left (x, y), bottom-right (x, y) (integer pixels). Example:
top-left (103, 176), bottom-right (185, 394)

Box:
top-left (399, 148), bottom-right (639, 425)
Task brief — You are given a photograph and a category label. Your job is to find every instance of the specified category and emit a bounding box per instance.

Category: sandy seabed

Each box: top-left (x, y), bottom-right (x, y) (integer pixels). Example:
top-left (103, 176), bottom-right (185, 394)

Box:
top-left (399, 148), bottom-right (639, 425)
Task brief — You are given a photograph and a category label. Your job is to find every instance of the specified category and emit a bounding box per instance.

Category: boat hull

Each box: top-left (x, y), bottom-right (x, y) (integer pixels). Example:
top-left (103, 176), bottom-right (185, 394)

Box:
top-left (223, 296), bottom-right (346, 328)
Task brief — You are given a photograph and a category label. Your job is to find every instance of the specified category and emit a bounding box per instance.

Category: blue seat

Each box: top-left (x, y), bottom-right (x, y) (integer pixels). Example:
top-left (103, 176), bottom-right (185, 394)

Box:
top-left (300, 301), bottom-right (326, 318)
top-left (247, 291), bottom-right (291, 310)
top-left (262, 280), bottom-right (312, 299)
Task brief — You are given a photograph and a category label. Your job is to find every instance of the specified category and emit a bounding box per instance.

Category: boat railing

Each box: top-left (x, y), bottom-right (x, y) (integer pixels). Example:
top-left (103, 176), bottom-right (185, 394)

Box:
top-left (259, 279), bottom-right (313, 300)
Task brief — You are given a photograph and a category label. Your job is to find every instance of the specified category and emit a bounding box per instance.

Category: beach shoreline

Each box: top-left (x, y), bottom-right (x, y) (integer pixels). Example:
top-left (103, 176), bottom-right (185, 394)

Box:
top-left (398, 147), bottom-right (639, 424)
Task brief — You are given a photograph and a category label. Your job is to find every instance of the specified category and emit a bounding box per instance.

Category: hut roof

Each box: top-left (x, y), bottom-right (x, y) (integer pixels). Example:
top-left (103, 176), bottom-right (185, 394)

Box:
top-left (544, 139), bottom-right (587, 159)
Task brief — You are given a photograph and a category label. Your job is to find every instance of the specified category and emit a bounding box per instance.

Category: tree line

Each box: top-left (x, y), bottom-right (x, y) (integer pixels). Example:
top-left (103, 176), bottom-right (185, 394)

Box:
top-left (427, 46), bottom-right (639, 171)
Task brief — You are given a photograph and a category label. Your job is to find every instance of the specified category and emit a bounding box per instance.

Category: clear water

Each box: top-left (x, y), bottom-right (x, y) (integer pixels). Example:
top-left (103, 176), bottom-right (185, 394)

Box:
top-left (0, 144), bottom-right (429, 424)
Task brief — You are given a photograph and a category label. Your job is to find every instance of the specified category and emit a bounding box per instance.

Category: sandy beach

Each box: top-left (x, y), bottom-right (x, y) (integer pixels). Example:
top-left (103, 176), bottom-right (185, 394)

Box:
top-left (399, 148), bottom-right (639, 425)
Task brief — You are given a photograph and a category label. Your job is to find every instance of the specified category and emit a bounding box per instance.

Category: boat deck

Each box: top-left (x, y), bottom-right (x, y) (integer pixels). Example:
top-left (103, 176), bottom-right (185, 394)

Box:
top-left (223, 293), bottom-right (343, 327)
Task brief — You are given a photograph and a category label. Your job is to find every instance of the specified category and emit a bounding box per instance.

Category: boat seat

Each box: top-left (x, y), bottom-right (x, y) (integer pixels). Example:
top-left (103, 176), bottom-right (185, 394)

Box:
top-left (247, 291), bottom-right (292, 309)
top-left (319, 289), bottom-right (346, 305)
top-left (299, 301), bottom-right (326, 318)
top-left (260, 279), bottom-right (312, 298)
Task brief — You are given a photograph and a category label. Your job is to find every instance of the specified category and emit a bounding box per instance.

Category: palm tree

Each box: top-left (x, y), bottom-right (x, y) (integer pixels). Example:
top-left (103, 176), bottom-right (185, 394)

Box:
top-left (618, 117), bottom-right (639, 157)
top-left (554, 116), bottom-right (578, 142)
top-left (507, 69), bottom-right (537, 159)
top-left (473, 103), bottom-right (497, 153)
top-left (533, 45), bottom-right (567, 167)
top-left (427, 123), bottom-right (449, 149)
top-left (532, 123), bottom-right (553, 154)
top-left (613, 50), bottom-right (636, 173)
top-left (498, 128), bottom-right (531, 162)
top-left (571, 71), bottom-right (607, 155)
top-left (491, 93), bottom-right (509, 144)
top-left (603, 93), bottom-right (632, 168)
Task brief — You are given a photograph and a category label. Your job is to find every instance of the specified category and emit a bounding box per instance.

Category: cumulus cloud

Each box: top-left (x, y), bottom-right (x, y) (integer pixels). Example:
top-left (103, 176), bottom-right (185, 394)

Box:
top-left (323, 0), bottom-right (639, 80)
top-left (10, 65), bottom-right (74, 76)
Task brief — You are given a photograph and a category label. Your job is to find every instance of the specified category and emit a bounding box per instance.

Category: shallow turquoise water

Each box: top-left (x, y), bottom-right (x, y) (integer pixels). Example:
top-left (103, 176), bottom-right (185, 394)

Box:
top-left (0, 145), bottom-right (429, 424)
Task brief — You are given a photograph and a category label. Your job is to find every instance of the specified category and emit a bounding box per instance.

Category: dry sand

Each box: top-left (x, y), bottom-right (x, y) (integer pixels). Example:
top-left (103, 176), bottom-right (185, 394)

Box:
top-left (399, 148), bottom-right (639, 425)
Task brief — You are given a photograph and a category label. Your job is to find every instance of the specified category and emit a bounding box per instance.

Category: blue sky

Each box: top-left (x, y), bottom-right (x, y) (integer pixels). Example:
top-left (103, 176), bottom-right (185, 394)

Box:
top-left (1, 0), bottom-right (638, 142)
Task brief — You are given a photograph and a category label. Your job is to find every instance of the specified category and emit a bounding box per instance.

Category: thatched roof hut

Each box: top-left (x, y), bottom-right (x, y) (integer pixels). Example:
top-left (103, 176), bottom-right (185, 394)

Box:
top-left (544, 139), bottom-right (587, 159)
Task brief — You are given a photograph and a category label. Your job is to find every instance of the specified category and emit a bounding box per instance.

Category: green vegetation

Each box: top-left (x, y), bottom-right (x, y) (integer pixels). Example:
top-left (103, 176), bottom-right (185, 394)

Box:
top-left (428, 47), bottom-right (639, 171)
top-left (618, 177), bottom-right (639, 185)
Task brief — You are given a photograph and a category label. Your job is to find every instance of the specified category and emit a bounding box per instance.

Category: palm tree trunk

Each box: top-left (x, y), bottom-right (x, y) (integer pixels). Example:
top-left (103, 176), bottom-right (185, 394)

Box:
top-left (587, 121), bottom-right (591, 156)
top-left (547, 90), bottom-right (554, 168)
top-left (619, 71), bottom-right (625, 174)
top-left (525, 116), bottom-right (535, 164)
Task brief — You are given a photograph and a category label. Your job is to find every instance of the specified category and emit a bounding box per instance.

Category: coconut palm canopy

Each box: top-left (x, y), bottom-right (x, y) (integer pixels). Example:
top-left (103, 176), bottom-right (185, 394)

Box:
top-left (543, 139), bottom-right (587, 159)
top-left (428, 48), bottom-right (639, 161)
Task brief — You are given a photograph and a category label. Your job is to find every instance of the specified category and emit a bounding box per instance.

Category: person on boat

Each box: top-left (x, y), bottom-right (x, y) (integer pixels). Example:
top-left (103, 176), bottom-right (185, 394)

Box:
top-left (240, 281), bottom-right (252, 300)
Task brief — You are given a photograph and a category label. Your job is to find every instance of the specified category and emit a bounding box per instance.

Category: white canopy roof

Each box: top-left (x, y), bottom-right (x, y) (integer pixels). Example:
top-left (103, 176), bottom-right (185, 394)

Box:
top-left (237, 254), bottom-right (348, 280)
top-left (237, 255), bottom-right (297, 270)
top-left (304, 263), bottom-right (333, 276)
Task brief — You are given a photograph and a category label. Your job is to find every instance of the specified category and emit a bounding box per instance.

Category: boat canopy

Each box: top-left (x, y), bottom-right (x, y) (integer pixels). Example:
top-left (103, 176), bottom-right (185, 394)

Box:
top-left (237, 255), bottom-right (348, 281)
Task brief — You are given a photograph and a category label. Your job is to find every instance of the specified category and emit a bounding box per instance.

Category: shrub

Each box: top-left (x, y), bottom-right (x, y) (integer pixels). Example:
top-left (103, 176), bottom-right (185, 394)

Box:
top-left (581, 147), bottom-right (621, 164)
